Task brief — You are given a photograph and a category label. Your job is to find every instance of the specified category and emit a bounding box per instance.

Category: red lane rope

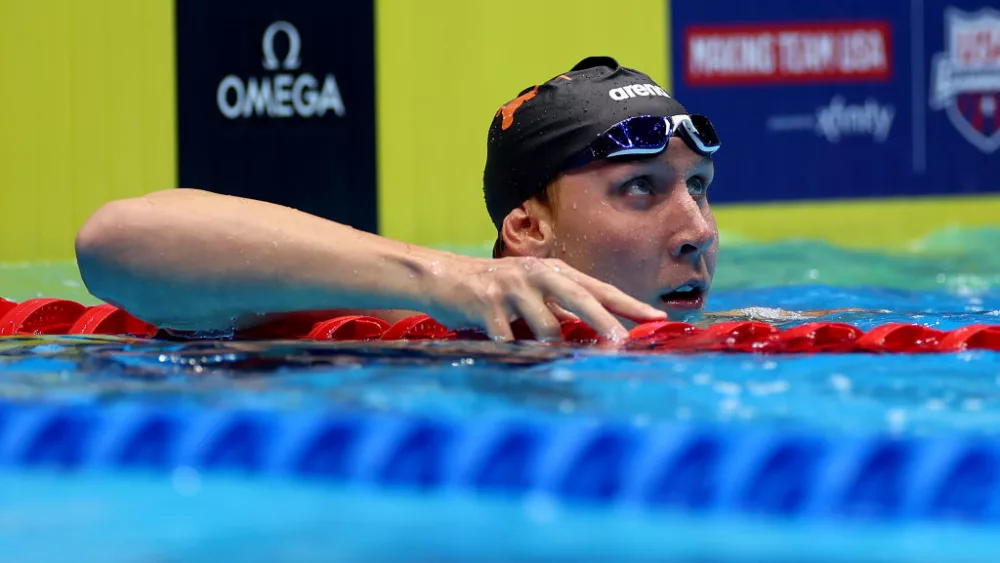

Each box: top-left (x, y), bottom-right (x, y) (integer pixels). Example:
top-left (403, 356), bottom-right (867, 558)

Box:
top-left (0, 298), bottom-right (88, 336)
top-left (0, 297), bottom-right (998, 353)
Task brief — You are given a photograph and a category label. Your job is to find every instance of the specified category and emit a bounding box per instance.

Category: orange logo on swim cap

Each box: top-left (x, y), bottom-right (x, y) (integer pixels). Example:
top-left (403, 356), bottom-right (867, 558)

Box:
top-left (495, 75), bottom-right (571, 131)
top-left (497, 85), bottom-right (539, 131)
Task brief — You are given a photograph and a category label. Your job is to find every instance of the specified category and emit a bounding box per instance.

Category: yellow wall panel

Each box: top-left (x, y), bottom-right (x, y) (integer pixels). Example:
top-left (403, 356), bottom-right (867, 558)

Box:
top-left (8, 0), bottom-right (981, 261)
top-left (0, 0), bottom-right (175, 261)
top-left (375, 0), bottom-right (670, 249)
top-left (714, 195), bottom-right (1000, 250)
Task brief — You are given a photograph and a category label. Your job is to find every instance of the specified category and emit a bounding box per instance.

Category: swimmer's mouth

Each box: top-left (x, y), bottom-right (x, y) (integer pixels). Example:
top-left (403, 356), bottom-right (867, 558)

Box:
top-left (659, 281), bottom-right (707, 310)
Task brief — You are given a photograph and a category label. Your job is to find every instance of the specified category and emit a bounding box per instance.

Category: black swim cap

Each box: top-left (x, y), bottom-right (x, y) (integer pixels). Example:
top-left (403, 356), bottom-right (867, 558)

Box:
top-left (482, 56), bottom-right (688, 241)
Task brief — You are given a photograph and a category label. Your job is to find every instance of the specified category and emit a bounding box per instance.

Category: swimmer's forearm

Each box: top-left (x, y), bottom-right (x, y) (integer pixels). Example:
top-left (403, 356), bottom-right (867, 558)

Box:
top-left (75, 189), bottom-right (443, 330)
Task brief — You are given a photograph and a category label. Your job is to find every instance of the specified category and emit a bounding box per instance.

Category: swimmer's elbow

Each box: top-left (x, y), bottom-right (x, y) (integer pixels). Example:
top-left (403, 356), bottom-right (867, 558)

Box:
top-left (75, 197), bottom-right (158, 309)
top-left (76, 189), bottom-right (207, 257)
top-left (76, 198), bottom-right (142, 266)
top-left (75, 194), bottom-right (241, 329)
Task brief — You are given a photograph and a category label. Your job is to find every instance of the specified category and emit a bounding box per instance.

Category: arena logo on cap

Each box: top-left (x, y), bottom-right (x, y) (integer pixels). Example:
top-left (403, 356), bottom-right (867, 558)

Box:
top-left (216, 21), bottom-right (346, 120)
top-left (608, 84), bottom-right (672, 101)
top-left (684, 21), bottom-right (892, 85)
top-left (930, 7), bottom-right (1000, 154)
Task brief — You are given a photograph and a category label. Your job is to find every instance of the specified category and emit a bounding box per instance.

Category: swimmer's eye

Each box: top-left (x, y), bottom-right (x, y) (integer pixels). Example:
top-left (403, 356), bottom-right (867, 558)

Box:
top-left (687, 176), bottom-right (709, 199)
top-left (620, 176), bottom-right (655, 197)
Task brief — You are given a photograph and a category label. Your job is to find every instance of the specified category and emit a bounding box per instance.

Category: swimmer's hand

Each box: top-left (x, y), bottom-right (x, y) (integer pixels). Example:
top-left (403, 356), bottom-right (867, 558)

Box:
top-left (422, 256), bottom-right (667, 344)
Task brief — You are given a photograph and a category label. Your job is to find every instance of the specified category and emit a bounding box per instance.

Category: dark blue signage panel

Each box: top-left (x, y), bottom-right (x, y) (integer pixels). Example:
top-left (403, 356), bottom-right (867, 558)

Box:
top-left (176, 0), bottom-right (378, 231)
top-left (670, 0), bottom-right (999, 204)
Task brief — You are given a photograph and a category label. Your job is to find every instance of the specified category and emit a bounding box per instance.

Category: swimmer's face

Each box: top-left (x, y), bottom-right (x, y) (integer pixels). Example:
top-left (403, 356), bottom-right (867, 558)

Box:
top-left (511, 138), bottom-right (718, 321)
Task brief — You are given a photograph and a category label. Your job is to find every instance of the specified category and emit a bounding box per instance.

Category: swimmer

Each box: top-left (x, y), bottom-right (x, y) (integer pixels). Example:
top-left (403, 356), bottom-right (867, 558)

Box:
top-left (74, 56), bottom-right (826, 343)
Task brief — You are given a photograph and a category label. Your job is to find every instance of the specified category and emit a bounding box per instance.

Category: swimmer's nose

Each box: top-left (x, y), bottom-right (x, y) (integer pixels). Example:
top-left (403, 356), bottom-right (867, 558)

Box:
top-left (670, 203), bottom-right (715, 261)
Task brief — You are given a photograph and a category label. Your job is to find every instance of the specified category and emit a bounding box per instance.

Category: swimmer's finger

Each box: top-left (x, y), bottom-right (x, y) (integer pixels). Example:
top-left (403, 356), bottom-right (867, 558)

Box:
top-left (542, 278), bottom-right (628, 344)
top-left (547, 302), bottom-right (579, 322)
top-left (547, 261), bottom-right (665, 323)
top-left (509, 291), bottom-right (563, 342)
top-left (569, 274), bottom-right (666, 323)
top-left (481, 305), bottom-right (515, 343)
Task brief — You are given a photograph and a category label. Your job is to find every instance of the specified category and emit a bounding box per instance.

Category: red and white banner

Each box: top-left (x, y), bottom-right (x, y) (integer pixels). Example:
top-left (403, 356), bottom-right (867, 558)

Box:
top-left (684, 21), bottom-right (893, 85)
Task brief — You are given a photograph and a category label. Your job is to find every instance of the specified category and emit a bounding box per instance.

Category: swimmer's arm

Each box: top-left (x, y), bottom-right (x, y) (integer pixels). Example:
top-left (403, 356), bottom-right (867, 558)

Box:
top-left (75, 188), bottom-right (449, 331)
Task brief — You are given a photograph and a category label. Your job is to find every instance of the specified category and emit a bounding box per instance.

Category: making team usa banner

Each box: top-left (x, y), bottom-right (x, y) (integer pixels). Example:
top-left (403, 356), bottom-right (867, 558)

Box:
top-left (671, 0), bottom-right (999, 205)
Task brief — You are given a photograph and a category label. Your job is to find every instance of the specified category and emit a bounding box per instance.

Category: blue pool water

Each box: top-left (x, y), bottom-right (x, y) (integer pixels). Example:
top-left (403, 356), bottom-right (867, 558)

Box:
top-left (2, 237), bottom-right (1000, 562)
top-left (2, 286), bottom-right (998, 435)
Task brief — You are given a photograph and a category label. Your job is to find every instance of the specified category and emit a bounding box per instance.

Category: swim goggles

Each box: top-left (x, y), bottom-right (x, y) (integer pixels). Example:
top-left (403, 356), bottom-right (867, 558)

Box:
top-left (566, 114), bottom-right (721, 170)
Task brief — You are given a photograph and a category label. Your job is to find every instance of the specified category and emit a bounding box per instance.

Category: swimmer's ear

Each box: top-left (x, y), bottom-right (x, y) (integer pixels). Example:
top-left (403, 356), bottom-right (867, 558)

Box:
top-left (499, 199), bottom-right (555, 259)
